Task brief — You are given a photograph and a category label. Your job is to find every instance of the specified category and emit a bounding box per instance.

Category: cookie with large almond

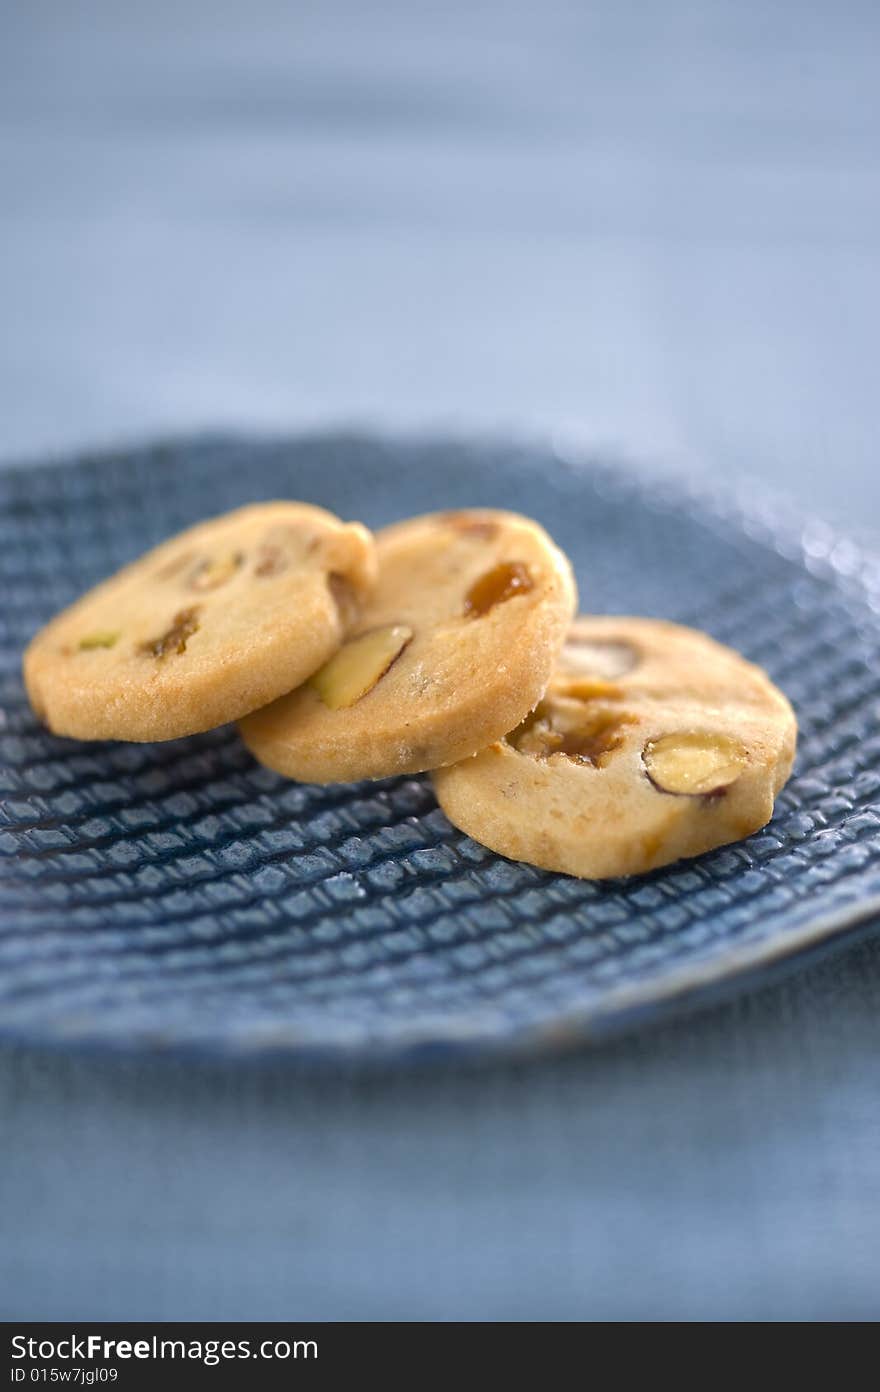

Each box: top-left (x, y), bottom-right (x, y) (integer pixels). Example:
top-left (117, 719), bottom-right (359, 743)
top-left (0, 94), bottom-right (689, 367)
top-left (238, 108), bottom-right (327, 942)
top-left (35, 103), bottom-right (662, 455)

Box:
top-left (24, 502), bottom-right (377, 742)
top-left (239, 509), bottom-right (577, 782)
top-left (432, 616), bottom-right (796, 878)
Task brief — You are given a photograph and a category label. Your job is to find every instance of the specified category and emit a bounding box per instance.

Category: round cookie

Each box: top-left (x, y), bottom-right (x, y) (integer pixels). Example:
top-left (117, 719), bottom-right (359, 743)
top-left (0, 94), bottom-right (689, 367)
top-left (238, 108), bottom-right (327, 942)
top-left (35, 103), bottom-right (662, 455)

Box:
top-left (24, 502), bottom-right (377, 742)
top-left (239, 508), bottom-right (577, 782)
top-left (432, 616), bottom-right (797, 879)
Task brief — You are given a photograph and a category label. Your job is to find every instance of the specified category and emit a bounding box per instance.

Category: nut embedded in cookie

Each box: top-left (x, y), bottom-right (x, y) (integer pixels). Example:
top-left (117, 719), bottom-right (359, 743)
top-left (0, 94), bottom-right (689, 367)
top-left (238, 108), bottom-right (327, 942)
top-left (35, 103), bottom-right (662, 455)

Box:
top-left (643, 731), bottom-right (749, 797)
top-left (309, 625), bottom-right (414, 710)
top-left (558, 635), bottom-right (640, 680)
top-left (187, 552), bottom-right (244, 592)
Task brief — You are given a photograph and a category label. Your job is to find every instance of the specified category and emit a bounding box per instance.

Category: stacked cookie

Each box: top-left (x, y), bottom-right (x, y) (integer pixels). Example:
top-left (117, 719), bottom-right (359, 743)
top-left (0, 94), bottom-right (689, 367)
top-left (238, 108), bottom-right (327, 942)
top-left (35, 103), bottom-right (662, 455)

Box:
top-left (24, 502), bottom-right (796, 879)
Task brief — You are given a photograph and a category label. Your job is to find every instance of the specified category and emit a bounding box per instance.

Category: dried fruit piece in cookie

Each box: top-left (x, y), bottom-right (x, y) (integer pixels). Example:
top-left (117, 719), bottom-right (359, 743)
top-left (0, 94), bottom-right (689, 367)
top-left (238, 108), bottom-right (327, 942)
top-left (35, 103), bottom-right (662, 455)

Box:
top-left (239, 508), bottom-right (577, 782)
top-left (24, 501), bottom-right (377, 742)
top-left (432, 615), bottom-right (797, 879)
top-left (464, 561), bottom-right (534, 616)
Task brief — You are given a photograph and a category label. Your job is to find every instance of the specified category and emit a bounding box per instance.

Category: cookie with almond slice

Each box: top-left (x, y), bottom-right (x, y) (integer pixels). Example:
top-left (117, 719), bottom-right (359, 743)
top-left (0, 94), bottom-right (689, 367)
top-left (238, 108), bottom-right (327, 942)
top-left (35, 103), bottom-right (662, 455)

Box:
top-left (432, 616), bottom-right (796, 879)
top-left (239, 508), bottom-right (577, 782)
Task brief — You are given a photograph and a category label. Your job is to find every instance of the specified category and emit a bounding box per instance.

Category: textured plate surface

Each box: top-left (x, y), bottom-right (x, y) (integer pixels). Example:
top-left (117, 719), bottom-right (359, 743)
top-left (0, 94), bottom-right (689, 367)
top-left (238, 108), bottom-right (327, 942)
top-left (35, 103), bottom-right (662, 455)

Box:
top-left (2, 434), bottom-right (880, 1062)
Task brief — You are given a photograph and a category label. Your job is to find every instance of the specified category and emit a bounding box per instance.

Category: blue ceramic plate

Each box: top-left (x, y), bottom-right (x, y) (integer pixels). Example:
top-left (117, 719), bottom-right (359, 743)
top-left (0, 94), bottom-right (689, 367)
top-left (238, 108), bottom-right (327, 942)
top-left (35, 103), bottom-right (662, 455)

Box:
top-left (2, 433), bottom-right (880, 1063)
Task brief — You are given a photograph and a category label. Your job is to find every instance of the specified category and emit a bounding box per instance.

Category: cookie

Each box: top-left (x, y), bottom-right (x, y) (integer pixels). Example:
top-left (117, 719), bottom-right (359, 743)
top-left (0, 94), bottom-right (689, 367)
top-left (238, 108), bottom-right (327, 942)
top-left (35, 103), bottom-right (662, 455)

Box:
top-left (239, 508), bottom-right (578, 782)
top-left (432, 616), bottom-right (797, 879)
top-left (24, 502), bottom-right (377, 742)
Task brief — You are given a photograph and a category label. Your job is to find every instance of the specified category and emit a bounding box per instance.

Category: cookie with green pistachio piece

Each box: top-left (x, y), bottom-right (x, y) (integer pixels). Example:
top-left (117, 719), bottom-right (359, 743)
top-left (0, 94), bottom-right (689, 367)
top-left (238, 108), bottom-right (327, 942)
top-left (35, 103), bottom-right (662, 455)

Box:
top-left (239, 508), bottom-right (577, 782)
top-left (432, 615), bottom-right (797, 879)
top-left (24, 502), bottom-right (376, 742)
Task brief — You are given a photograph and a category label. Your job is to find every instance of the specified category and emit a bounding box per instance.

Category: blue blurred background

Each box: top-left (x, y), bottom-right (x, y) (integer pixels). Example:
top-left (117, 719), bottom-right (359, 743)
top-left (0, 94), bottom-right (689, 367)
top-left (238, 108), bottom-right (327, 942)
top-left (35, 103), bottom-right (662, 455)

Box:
top-left (3, 0), bottom-right (880, 1322)
top-left (3, 0), bottom-right (879, 532)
